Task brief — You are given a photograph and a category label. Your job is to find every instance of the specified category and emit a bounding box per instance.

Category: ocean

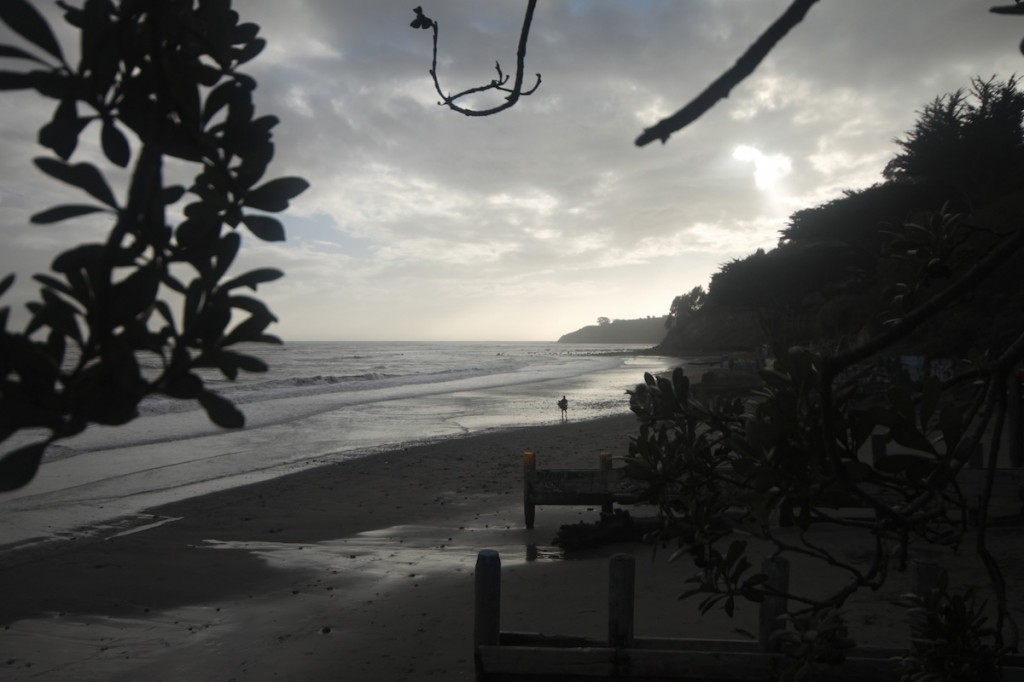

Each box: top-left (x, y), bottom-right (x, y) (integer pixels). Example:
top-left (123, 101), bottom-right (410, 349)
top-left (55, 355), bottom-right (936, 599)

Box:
top-left (0, 341), bottom-right (685, 551)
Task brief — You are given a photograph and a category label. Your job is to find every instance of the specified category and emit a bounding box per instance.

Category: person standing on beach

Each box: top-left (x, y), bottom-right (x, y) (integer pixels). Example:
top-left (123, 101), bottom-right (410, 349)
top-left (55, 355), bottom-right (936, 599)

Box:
top-left (557, 395), bottom-right (569, 421)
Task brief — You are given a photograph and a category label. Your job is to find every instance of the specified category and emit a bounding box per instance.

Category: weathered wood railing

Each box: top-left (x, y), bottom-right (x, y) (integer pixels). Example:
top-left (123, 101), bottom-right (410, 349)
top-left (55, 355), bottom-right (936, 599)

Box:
top-left (523, 451), bottom-right (646, 528)
top-left (473, 550), bottom-right (1024, 681)
top-left (524, 440), bottom-right (1024, 530)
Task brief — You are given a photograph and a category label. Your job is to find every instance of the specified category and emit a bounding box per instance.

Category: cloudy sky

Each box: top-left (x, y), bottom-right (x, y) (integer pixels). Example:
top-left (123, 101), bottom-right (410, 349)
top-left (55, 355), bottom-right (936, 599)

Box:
top-left (1, 1), bottom-right (1022, 341)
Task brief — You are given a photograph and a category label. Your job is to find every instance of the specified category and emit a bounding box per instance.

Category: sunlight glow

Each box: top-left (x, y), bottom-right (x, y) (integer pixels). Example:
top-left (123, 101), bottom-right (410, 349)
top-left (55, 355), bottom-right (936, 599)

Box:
top-left (733, 145), bottom-right (792, 191)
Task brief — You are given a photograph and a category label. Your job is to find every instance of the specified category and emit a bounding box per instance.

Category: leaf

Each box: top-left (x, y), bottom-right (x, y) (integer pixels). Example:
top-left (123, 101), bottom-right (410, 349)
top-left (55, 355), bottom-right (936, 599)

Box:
top-left (0, 0), bottom-right (64, 62)
top-left (214, 232), bottom-right (241, 282)
top-left (197, 389), bottom-right (244, 428)
top-left (162, 371), bottom-right (203, 400)
top-left (232, 22), bottom-right (260, 43)
top-left (242, 214), bottom-right (285, 242)
top-left (233, 37), bottom-right (265, 64)
top-left (38, 287), bottom-right (82, 342)
top-left (34, 157), bottom-right (118, 207)
top-left (110, 262), bottom-right (160, 324)
top-left (38, 98), bottom-right (88, 159)
top-left (0, 69), bottom-right (40, 89)
top-left (176, 213), bottom-right (220, 249)
top-left (724, 539), bottom-right (747, 569)
top-left (221, 267), bottom-right (283, 291)
top-left (101, 120), bottom-right (130, 167)
top-left (202, 80), bottom-right (241, 124)
top-left (52, 243), bottom-right (104, 274)
top-left (0, 273), bottom-right (14, 298)
top-left (31, 203), bottom-right (106, 224)
top-left (0, 44), bottom-right (51, 64)
top-left (0, 441), bottom-right (47, 491)
top-left (222, 313), bottom-right (276, 347)
top-left (161, 185), bottom-right (186, 205)
top-left (228, 294), bottom-right (273, 318)
top-left (33, 273), bottom-right (77, 303)
top-left (243, 176), bottom-right (309, 212)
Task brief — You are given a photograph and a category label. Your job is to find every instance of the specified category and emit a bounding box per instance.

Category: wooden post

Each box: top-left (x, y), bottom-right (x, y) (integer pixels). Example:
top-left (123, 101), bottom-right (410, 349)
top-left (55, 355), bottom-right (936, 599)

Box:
top-left (758, 557), bottom-right (790, 653)
top-left (599, 452), bottom-right (613, 515)
top-left (475, 550), bottom-right (501, 650)
top-left (608, 553), bottom-right (635, 648)
top-left (523, 451), bottom-right (536, 529)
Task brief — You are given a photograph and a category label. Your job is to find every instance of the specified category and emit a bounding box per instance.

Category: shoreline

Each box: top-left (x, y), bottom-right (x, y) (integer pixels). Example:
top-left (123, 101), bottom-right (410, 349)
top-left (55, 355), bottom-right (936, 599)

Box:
top-left (0, 345), bottom-right (687, 551)
top-left (3, 412), bottom-right (1021, 681)
top-left (0, 411), bottom-right (639, 564)
top-left (1, 413), bottom-right (647, 680)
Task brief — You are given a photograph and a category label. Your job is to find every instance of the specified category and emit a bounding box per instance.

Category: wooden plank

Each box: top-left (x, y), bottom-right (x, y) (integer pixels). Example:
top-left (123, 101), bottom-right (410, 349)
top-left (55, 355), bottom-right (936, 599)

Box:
top-left (499, 634), bottom-right (761, 653)
top-left (757, 557), bottom-right (789, 652)
top-left (498, 632), bottom-right (605, 649)
top-left (480, 643), bottom-right (1024, 681)
top-left (475, 550), bottom-right (501, 649)
top-left (498, 634), bottom-right (908, 658)
top-left (608, 554), bottom-right (635, 647)
top-left (478, 645), bottom-right (912, 681)
top-left (523, 451), bottom-right (536, 529)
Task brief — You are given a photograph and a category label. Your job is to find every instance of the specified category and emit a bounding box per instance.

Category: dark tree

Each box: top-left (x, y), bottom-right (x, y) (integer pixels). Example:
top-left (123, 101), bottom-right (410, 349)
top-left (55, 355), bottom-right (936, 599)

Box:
top-left (629, 75), bottom-right (1024, 675)
top-left (0, 0), bottom-right (308, 490)
top-left (884, 77), bottom-right (1024, 207)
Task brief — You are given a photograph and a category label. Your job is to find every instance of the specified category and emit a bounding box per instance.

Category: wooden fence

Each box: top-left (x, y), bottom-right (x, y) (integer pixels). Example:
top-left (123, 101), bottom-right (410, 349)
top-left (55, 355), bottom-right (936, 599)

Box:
top-left (473, 550), bottom-right (1024, 681)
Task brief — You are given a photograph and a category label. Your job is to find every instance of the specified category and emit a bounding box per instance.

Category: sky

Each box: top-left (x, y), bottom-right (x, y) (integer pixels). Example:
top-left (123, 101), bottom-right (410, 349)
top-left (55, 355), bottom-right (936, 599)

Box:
top-left (1, 1), bottom-right (1022, 342)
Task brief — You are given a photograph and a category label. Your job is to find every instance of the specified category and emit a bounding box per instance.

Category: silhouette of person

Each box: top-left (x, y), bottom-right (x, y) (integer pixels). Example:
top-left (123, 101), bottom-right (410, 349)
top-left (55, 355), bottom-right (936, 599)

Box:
top-left (557, 395), bottom-right (568, 421)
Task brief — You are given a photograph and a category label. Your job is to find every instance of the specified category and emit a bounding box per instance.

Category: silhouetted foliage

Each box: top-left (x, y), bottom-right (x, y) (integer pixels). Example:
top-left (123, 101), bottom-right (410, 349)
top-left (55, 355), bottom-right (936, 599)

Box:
top-left (884, 76), bottom-right (1024, 207)
top-left (667, 286), bottom-right (706, 324)
top-left (662, 77), bottom-right (1024, 357)
top-left (629, 76), bottom-right (1024, 676)
top-left (0, 0), bottom-right (308, 490)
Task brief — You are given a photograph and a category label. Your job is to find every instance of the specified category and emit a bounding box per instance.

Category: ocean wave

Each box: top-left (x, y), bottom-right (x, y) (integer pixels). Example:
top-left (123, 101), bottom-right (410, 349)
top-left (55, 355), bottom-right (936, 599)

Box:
top-left (128, 342), bottom-right (659, 420)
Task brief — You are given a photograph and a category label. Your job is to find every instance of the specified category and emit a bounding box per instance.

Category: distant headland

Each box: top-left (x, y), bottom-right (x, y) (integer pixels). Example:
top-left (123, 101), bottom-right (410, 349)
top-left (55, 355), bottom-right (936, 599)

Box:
top-left (557, 316), bottom-right (668, 344)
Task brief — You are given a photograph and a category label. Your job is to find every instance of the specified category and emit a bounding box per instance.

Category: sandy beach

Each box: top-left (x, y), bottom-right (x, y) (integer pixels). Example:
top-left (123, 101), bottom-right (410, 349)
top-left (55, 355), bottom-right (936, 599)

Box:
top-left (2, 413), bottom-right (1022, 681)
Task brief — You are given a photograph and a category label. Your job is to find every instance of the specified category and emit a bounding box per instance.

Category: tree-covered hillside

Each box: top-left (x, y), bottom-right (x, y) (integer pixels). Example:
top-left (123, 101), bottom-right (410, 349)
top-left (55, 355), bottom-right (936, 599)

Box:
top-left (558, 316), bottom-right (669, 344)
top-left (656, 76), bottom-right (1024, 357)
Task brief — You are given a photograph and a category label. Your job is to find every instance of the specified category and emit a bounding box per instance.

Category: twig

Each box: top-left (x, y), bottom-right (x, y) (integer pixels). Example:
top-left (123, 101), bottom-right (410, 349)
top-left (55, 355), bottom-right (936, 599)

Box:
top-left (635, 0), bottom-right (820, 146)
top-left (415, 2), bottom-right (541, 117)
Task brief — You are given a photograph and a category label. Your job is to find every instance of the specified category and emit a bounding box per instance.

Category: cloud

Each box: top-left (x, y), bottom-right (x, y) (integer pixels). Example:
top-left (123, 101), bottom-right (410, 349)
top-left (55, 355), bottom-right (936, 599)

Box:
top-left (1, 1), bottom-right (1022, 340)
top-left (732, 145), bottom-right (793, 191)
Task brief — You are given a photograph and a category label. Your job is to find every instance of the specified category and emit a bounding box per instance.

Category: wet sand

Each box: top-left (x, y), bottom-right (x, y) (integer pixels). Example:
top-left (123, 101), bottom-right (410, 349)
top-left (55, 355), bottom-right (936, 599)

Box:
top-left (1, 413), bottom-right (1022, 681)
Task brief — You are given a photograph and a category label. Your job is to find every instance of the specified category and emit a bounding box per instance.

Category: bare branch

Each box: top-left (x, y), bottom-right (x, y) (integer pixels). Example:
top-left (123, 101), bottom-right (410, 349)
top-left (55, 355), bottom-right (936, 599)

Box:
top-left (635, 0), bottom-right (820, 147)
top-left (413, 2), bottom-right (542, 117)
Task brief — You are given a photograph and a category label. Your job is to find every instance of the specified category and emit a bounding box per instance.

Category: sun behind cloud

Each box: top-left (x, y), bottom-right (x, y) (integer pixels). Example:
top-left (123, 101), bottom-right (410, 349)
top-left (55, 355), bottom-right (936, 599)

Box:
top-left (732, 144), bottom-right (793, 192)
